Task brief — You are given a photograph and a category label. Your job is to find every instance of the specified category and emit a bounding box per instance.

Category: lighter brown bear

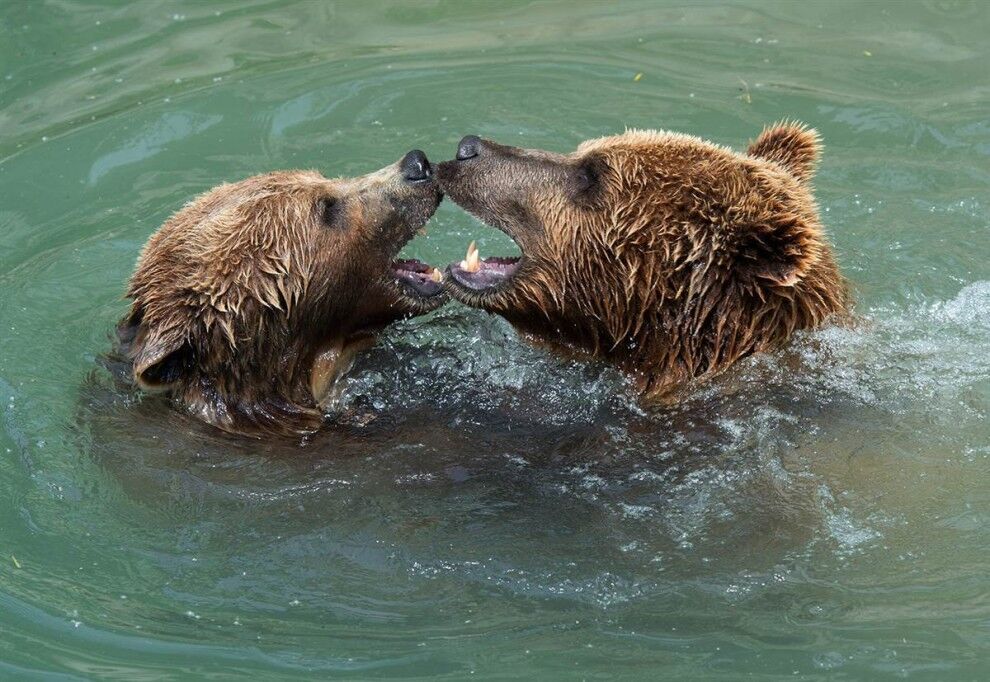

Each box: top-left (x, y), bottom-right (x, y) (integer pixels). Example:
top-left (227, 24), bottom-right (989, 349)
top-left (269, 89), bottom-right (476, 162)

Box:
top-left (119, 150), bottom-right (445, 436)
top-left (437, 123), bottom-right (850, 399)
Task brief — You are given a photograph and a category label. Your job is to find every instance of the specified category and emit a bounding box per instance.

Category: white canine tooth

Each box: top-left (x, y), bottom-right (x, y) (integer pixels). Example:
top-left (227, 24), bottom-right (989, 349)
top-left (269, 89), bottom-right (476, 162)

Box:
top-left (429, 267), bottom-right (442, 283)
top-left (461, 241), bottom-right (481, 273)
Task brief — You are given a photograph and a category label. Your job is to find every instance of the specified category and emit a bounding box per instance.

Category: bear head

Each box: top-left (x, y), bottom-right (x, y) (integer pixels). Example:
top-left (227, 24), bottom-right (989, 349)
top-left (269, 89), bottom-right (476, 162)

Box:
top-left (437, 124), bottom-right (849, 398)
top-left (120, 150), bottom-right (445, 435)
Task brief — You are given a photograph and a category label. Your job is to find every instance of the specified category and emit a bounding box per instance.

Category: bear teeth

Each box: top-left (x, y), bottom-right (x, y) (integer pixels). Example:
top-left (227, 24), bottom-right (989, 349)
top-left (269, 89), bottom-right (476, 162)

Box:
top-left (460, 241), bottom-right (481, 273)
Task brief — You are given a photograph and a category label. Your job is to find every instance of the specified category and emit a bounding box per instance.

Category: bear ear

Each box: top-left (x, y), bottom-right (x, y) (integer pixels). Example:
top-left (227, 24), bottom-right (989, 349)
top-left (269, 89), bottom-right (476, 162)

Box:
top-left (736, 217), bottom-right (820, 288)
top-left (746, 121), bottom-right (821, 184)
top-left (126, 309), bottom-right (194, 390)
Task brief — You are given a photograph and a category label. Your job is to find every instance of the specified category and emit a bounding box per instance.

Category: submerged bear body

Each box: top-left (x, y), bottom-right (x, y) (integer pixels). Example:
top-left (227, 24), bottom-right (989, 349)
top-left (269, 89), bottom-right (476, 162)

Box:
top-left (438, 123), bottom-right (849, 398)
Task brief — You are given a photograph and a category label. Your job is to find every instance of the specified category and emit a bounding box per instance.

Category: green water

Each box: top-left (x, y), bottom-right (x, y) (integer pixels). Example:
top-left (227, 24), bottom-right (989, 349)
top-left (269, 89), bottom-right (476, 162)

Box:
top-left (2, 1), bottom-right (989, 679)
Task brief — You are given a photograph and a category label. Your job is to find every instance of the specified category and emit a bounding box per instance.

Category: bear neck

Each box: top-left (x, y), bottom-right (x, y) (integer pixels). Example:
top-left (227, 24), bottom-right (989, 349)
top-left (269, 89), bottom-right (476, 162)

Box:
top-left (500, 249), bottom-right (849, 399)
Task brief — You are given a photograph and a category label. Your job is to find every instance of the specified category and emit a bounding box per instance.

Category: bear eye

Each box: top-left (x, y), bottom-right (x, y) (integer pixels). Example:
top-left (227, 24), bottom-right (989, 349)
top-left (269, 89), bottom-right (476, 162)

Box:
top-left (318, 197), bottom-right (343, 228)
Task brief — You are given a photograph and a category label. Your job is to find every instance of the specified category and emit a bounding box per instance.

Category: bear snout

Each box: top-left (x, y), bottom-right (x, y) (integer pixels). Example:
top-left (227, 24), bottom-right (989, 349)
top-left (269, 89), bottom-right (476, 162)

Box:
top-left (456, 135), bottom-right (482, 160)
top-left (400, 149), bottom-right (432, 183)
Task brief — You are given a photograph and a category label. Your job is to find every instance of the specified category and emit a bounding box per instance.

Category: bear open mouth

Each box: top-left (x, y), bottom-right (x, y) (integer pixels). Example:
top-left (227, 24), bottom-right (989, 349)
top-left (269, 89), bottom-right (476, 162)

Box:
top-left (446, 241), bottom-right (521, 293)
top-left (391, 258), bottom-right (444, 298)
top-left (390, 208), bottom-right (446, 302)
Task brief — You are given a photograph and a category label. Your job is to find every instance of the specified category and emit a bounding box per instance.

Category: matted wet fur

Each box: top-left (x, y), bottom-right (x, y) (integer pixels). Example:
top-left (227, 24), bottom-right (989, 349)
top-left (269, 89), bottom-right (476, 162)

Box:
top-left (438, 122), bottom-right (850, 399)
top-left (119, 153), bottom-right (444, 437)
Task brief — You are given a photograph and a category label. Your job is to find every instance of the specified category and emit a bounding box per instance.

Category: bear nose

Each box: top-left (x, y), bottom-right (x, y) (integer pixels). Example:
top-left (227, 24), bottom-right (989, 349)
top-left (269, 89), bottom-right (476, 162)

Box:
top-left (456, 135), bottom-right (481, 161)
top-left (400, 149), bottom-right (431, 182)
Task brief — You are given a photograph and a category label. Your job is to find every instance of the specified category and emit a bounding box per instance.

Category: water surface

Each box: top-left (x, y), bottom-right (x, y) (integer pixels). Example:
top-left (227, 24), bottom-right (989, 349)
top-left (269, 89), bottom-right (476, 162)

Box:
top-left (1, 1), bottom-right (988, 679)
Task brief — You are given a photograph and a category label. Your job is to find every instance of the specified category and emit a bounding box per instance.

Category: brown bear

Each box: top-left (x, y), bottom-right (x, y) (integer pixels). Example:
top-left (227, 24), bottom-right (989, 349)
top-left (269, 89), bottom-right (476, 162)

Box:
top-left (118, 150), bottom-right (445, 436)
top-left (437, 123), bottom-right (850, 399)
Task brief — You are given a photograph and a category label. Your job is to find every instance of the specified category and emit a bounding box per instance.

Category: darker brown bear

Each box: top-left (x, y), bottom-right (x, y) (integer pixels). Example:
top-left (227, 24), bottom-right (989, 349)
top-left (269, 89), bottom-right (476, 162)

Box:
top-left (119, 150), bottom-right (445, 436)
top-left (437, 123), bottom-right (849, 399)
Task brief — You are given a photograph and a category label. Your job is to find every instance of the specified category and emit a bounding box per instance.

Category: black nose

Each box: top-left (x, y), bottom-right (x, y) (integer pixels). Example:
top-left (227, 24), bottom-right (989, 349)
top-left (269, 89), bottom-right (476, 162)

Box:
top-left (456, 135), bottom-right (481, 161)
top-left (400, 149), bottom-right (431, 182)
